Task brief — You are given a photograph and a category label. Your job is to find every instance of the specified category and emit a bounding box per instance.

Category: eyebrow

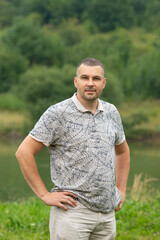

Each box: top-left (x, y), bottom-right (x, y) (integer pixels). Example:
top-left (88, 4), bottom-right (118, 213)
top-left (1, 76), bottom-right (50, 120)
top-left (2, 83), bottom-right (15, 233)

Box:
top-left (80, 74), bottom-right (102, 78)
top-left (80, 74), bottom-right (88, 77)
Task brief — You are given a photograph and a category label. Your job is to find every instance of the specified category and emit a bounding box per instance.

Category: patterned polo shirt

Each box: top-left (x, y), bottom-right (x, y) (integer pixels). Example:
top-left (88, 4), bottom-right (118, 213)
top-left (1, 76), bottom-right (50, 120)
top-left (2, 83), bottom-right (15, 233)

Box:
top-left (29, 93), bottom-right (125, 213)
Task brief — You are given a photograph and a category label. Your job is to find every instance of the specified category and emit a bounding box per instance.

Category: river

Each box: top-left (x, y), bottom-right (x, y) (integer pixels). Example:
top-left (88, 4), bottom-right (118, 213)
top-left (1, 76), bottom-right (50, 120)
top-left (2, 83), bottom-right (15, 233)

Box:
top-left (0, 140), bottom-right (159, 201)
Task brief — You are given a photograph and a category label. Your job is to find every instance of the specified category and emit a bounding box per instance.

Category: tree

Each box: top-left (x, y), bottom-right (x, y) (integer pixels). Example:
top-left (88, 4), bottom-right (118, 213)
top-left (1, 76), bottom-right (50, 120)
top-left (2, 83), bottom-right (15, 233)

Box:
top-left (58, 19), bottom-right (88, 46)
top-left (2, 18), bottom-right (66, 66)
top-left (130, 0), bottom-right (147, 25)
top-left (16, 65), bottom-right (76, 121)
top-left (47, 0), bottom-right (72, 25)
top-left (143, 0), bottom-right (160, 31)
top-left (18, 0), bottom-right (50, 23)
top-left (0, 0), bottom-right (16, 28)
top-left (122, 51), bottom-right (160, 99)
top-left (88, 0), bottom-right (134, 32)
top-left (69, 0), bottom-right (89, 22)
top-left (101, 72), bottom-right (124, 105)
top-left (0, 45), bottom-right (28, 93)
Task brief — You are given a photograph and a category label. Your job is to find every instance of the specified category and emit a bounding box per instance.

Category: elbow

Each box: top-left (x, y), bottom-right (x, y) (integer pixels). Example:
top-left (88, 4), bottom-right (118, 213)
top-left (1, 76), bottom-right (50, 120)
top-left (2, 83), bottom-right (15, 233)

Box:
top-left (15, 148), bottom-right (23, 163)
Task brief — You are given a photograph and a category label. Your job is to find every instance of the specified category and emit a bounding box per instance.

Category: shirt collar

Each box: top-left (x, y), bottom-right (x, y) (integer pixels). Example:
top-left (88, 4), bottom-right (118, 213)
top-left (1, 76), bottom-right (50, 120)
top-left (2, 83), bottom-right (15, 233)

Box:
top-left (71, 93), bottom-right (104, 113)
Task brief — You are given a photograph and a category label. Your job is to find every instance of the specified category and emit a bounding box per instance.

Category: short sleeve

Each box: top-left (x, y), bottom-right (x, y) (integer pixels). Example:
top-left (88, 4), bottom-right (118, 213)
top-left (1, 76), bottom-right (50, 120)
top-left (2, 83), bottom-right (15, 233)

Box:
top-left (111, 105), bottom-right (125, 145)
top-left (29, 106), bottom-right (60, 147)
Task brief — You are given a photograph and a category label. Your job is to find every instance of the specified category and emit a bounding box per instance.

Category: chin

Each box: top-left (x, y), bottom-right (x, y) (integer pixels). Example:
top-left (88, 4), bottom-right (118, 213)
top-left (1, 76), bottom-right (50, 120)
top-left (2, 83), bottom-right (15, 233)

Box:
top-left (84, 95), bottom-right (98, 101)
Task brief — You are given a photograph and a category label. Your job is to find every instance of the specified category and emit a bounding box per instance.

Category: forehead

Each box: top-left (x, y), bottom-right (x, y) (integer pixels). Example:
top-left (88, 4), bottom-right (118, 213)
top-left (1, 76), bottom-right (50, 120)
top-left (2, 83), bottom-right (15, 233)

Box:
top-left (77, 64), bottom-right (104, 77)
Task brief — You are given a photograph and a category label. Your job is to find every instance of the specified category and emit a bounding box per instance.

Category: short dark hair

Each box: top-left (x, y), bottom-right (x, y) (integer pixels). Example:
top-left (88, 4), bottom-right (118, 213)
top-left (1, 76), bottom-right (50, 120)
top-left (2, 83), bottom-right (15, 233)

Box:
top-left (76, 58), bottom-right (105, 76)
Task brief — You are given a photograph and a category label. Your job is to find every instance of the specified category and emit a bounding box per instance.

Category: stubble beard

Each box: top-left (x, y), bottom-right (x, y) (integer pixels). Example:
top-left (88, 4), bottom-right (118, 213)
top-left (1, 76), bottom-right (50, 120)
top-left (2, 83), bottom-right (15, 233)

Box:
top-left (83, 91), bottom-right (99, 101)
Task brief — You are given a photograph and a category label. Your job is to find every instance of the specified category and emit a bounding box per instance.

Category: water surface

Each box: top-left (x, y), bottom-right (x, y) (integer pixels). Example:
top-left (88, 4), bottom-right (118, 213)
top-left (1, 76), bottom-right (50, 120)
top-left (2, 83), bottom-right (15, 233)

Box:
top-left (0, 141), bottom-right (159, 201)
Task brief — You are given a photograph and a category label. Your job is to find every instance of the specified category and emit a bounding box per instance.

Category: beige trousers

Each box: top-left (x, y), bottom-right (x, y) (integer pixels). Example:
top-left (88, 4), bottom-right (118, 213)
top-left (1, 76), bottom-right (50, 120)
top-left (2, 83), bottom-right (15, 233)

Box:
top-left (49, 201), bottom-right (116, 240)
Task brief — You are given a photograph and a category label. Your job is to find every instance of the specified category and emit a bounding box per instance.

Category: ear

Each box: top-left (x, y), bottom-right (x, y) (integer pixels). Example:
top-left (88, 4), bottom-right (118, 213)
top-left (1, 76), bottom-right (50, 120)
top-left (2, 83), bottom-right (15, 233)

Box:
top-left (103, 78), bottom-right (106, 89)
top-left (74, 77), bottom-right (78, 88)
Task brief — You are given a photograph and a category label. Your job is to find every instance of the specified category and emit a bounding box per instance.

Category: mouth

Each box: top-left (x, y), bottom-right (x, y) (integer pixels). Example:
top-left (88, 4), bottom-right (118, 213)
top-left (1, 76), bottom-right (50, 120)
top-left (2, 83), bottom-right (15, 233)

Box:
top-left (85, 89), bottom-right (96, 93)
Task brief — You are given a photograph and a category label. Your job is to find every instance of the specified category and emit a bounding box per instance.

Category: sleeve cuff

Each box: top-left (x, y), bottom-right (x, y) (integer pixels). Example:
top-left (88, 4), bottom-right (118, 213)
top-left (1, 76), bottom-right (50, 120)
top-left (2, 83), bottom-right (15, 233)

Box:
top-left (115, 136), bottom-right (125, 146)
top-left (29, 133), bottom-right (50, 147)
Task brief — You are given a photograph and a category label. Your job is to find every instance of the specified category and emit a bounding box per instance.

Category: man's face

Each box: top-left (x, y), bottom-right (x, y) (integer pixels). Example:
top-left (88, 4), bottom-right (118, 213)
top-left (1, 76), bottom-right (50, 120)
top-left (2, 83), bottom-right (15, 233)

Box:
top-left (74, 64), bottom-right (106, 103)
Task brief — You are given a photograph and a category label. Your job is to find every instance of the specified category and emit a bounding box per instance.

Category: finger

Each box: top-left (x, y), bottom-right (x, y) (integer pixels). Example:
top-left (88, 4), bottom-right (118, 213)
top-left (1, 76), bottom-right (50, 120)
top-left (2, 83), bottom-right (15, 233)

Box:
top-left (63, 192), bottom-right (78, 205)
top-left (62, 196), bottom-right (77, 207)
top-left (115, 206), bottom-right (121, 211)
top-left (58, 202), bottom-right (68, 211)
top-left (64, 195), bottom-right (78, 204)
top-left (63, 192), bottom-right (78, 199)
top-left (115, 202), bottom-right (122, 212)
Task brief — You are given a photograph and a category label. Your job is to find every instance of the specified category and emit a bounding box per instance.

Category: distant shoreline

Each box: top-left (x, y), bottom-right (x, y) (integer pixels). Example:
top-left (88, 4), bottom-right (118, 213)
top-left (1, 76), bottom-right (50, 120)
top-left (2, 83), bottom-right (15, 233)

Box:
top-left (127, 134), bottom-right (160, 145)
top-left (1, 131), bottom-right (160, 146)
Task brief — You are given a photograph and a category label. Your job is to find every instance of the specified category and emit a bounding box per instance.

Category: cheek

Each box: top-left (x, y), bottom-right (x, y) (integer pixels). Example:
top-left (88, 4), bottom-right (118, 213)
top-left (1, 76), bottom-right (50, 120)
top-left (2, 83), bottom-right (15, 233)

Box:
top-left (78, 83), bottom-right (86, 89)
top-left (97, 84), bottom-right (105, 91)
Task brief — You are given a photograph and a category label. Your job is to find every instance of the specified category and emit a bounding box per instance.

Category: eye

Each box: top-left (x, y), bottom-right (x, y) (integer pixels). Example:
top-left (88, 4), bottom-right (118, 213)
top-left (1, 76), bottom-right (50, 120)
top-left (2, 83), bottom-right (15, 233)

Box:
top-left (93, 77), bottom-right (100, 81)
top-left (81, 76), bottom-right (88, 79)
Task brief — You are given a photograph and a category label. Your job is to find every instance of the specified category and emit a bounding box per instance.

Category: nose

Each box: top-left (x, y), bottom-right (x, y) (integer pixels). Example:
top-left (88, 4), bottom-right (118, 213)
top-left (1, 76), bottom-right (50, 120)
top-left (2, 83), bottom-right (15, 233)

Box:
top-left (87, 78), bottom-right (94, 86)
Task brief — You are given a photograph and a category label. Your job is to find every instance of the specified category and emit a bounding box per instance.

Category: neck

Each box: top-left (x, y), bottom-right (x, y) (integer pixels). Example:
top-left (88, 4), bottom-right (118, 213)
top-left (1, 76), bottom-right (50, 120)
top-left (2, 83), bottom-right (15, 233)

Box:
top-left (76, 94), bottom-right (98, 114)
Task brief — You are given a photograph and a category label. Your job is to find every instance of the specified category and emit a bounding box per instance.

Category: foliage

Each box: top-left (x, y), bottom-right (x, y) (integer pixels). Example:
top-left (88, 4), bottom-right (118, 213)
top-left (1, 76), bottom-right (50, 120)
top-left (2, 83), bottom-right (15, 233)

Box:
top-left (0, 191), bottom-right (159, 239)
top-left (2, 18), bottom-right (66, 66)
top-left (47, 0), bottom-right (74, 25)
top-left (88, 0), bottom-right (134, 32)
top-left (18, 0), bottom-right (50, 23)
top-left (0, 0), bottom-right (160, 127)
top-left (130, 0), bottom-right (150, 26)
top-left (122, 51), bottom-right (160, 98)
top-left (15, 65), bottom-right (76, 121)
top-left (143, 0), bottom-right (160, 31)
top-left (101, 72), bottom-right (124, 105)
top-left (0, 93), bottom-right (26, 111)
top-left (0, 44), bottom-right (29, 93)
top-left (122, 110), bottom-right (149, 136)
top-left (0, 0), bottom-right (16, 28)
top-left (0, 0), bottom-right (160, 32)
top-left (58, 19), bottom-right (89, 46)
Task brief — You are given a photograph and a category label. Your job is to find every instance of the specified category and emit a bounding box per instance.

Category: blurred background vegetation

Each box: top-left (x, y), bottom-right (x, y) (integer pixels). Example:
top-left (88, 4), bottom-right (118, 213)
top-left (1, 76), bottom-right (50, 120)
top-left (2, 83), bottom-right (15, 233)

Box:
top-left (0, 3), bottom-right (160, 238)
top-left (0, 0), bottom-right (160, 141)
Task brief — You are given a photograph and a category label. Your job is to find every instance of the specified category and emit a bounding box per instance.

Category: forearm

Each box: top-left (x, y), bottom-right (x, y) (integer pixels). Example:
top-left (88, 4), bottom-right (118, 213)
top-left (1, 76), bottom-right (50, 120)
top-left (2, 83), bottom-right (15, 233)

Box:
top-left (16, 150), bottom-right (48, 200)
top-left (15, 136), bottom-right (78, 210)
top-left (115, 144), bottom-right (130, 193)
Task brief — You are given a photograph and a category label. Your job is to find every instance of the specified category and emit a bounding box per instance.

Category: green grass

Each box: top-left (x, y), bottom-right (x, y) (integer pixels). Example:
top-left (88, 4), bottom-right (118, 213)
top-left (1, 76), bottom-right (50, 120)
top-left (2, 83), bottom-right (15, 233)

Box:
top-left (0, 194), bottom-right (160, 240)
top-left (116, 196), bottom-right (160, 240)
top-left (0, 198), bottom-right (50, 240)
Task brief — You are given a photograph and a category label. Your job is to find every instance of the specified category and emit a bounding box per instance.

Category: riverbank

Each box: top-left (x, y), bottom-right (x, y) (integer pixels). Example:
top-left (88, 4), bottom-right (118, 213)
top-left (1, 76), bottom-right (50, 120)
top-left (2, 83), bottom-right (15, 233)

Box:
top-left (0, 192), bottom-right (159, 240)
top-left (0, 99), bottom-right (160, 144)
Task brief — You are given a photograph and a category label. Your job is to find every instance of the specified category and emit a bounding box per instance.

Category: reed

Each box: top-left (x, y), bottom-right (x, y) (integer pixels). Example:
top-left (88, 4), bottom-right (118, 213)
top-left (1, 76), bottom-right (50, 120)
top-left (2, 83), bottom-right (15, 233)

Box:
top-left (130, 172), bottom-right (158, 201)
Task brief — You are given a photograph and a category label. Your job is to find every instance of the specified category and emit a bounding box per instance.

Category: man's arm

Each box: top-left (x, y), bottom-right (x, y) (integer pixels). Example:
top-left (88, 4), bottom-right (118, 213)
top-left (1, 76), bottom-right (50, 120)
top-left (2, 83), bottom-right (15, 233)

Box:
top-left (115, 140), bottom-right (130, 211)
top-left (15, 135), bottom-right (77, 210)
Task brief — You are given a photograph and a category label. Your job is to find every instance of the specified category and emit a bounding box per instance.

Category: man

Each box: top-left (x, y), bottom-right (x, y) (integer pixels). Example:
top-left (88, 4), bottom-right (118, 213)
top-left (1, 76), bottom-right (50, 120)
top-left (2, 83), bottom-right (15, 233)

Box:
top-left (16, 58), bottom-right (130, 240)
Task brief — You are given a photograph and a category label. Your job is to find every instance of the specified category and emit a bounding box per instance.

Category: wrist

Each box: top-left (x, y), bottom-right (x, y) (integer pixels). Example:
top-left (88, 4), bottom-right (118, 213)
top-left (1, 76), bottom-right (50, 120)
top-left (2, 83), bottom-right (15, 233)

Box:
top-left (38, 190), bottom-right (49, 201)
top-left (116, 184), bottom-right (126, 192)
